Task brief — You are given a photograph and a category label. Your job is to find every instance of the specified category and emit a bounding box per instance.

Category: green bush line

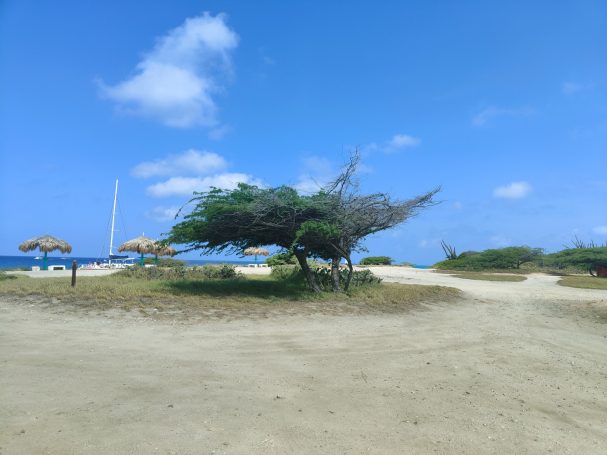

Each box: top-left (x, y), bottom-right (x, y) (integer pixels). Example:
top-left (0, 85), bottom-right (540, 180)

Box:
top-left (434, 246), bottom-right (607, 276)
top-left (359, 256), bottom-right (393, 266)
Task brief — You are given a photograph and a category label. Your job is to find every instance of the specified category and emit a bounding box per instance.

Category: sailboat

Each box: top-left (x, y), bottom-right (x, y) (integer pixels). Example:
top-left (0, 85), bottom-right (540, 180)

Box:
top-left (81, 180), bottom-right (135, 269)
top-left (108, 179), bottom-right (130, 267)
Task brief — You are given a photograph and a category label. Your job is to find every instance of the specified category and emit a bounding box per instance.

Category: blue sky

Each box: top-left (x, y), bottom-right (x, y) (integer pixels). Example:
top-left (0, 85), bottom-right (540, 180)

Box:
top-left (1, 1), bottom-right (606, 264)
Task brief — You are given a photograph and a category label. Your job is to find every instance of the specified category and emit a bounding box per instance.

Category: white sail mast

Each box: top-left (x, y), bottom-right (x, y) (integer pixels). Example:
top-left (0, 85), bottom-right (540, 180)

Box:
top-left (109, 179), bottom-right (119, 265)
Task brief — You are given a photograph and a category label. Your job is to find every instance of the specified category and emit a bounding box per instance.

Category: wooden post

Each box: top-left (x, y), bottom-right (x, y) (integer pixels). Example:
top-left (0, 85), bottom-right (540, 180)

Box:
top-left (71, 260), bottom-right (77, 287)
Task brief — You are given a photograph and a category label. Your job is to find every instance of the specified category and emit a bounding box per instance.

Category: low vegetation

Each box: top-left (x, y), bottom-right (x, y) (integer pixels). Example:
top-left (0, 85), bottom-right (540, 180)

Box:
top-left (117, 264), bottom-right (241, 280)
top-left (0, 271), bottom-right (17, 281)
top-left (0, 272), bottom-right (460, 314)
top-left (557, 276), bottom-right (607, 290)
top-left (265, 253), bottom-right (297, 267)
top-left (270, 265), bottom-right (382, 290)
top-left (142, 257), bottom-right (187, 268)
top-left (359, 256), bottom-right (393, 266)
top-left (448, 272), bottom-right (527, 282)
top-left (436, 242), bottom-right (607, 277)
top-left (435, 246), bottom-right (542, 271)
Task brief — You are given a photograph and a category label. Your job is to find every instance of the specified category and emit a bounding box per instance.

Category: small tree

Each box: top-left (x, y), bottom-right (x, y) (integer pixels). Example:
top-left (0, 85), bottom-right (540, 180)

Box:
top-left (359, 256), bottom-right (393, 265)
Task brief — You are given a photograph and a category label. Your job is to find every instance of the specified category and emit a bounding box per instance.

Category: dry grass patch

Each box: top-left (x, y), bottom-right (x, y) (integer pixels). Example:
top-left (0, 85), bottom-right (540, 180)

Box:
top-left (558, 276), bottom-right (607, 290)
top-left (446, 272), bottom-right (527, 282)
top-left (0, 275), bottom-right (461, 317)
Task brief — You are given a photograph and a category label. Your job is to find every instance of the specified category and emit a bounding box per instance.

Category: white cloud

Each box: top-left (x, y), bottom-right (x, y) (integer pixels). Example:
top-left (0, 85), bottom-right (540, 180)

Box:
top-left (132, 149), bottom-right (227, 178)
top-left (562, 81), bottom-right (592, 95)
top-left (98, 12), bottom-right (238, 128)
top-left (294, 156), bottom-right (334, 193)
top-left (294, 176), bottom-right (326, 193)
top-left (493, 181), bottom-right (532, 199)
top-left (593, 225), bottom-right (607, 235)
top-left (387, 134), bottom-right (421, 149)
top-left (147, 173), bottom-right (263, 197)
top-left (147, 206), bottom-right (180, 222)
top-left (362, 133), bottom-right (421, 154)
top-left (453, 201), bottom-right (463, 210)
top-left (472, 106), bottom-right (533, 126)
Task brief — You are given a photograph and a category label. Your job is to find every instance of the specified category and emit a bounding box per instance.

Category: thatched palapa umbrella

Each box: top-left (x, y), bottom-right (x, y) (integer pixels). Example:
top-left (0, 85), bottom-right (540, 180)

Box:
top-left (153, 245), bottom-right (176, 264)
top-left (118, 235), bottom-right (157, 266)
top-left (244, 247), bottom-right (269, 263)
top-left (19, 235), bottom-right (72, 270)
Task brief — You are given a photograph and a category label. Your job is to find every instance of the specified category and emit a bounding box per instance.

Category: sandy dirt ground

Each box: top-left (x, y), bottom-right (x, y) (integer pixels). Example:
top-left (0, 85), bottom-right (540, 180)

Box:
top-left (1, 268), bottom-right (606, 454)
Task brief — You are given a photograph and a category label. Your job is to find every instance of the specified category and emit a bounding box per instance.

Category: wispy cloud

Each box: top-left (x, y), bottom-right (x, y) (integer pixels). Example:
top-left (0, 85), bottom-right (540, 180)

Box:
top-left (147, 173), bottom-right (263, 197)
top-left (294, 156), bottom-right (334, 193)
top-left (387, 134), bottom-right (420, 149)
top-left (593, 225), bottom-right (607, 235)
top-left (362, 133), bottom-right (421, 154)
top-left (562, 81), bottom-right (592, 95)
top-left (98, 12), bottom-right (238, 128)
top-left (208, 125), bottom-right (232, 140)
top-left (472, 106), bottom-right (533, 126)
top-left (146, 206), bottom-right (180, 222)
top-left (132, 149), bottom-right (227, 178)
top-left (493, 181), bottom-right (532, 199)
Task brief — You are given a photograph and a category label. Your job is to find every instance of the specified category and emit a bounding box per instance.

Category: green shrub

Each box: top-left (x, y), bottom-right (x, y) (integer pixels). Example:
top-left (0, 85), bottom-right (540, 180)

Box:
top-left (347, 269), bottom-right (382, 287)
top-left (143, 257), bottom-right (186, 268)
top-left (359, 256), bottom-right (393, 265)
top-left (435, 246), bottom-right (542, 271)
top-left (266, 252), bottom-right (297, 266)
top-left (312, 267), bottom-right (382, 290)
top-left (543, 247), bottom-right (607, 273)
top-left (196, 264), bottom-right (241, 279)
top-left (270, 264), bottom-right (303, 281)
top-left (116, 264), bottom-right (241, 280)
top-left (0, 271), bottom-right (16, 281)
top-left (271, 264), bottom-right (381, 290)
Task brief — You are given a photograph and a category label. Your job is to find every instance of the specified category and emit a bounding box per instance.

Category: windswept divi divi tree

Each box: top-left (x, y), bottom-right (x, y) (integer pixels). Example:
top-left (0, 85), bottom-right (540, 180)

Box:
top-left (164, 152), bottom-right (440, 292)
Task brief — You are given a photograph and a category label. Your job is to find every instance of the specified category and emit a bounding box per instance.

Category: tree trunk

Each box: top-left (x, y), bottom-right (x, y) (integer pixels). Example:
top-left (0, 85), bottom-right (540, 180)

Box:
top-left (331, 257), bottom-right (341, 292)
top-left (293, 249), bottom-right (321, 292)
top-left (344, 256), bottom-right (354, 291)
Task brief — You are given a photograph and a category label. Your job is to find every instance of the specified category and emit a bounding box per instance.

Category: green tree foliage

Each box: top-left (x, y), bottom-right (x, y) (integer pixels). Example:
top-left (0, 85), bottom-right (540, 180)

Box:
top-left (543, 247), bottom-right (607, 275)
top-left (434, 246), bottom-right (543, 270)
top-left (165, 184), bottom-right (332, 292)
top-left (359, 256), bottom-right (393, 265)
top-left (265, 252), bottom-right (297, 266)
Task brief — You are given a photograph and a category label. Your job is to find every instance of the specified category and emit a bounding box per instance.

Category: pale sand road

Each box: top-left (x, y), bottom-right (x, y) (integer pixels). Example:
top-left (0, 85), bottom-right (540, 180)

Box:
top-left (1, 268), bottom-right (606, 454)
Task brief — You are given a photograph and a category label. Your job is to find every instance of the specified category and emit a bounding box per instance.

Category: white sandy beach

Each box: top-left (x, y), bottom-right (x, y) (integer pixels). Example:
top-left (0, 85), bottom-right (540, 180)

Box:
top-left (1, 267), bottom-right (606, 454)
